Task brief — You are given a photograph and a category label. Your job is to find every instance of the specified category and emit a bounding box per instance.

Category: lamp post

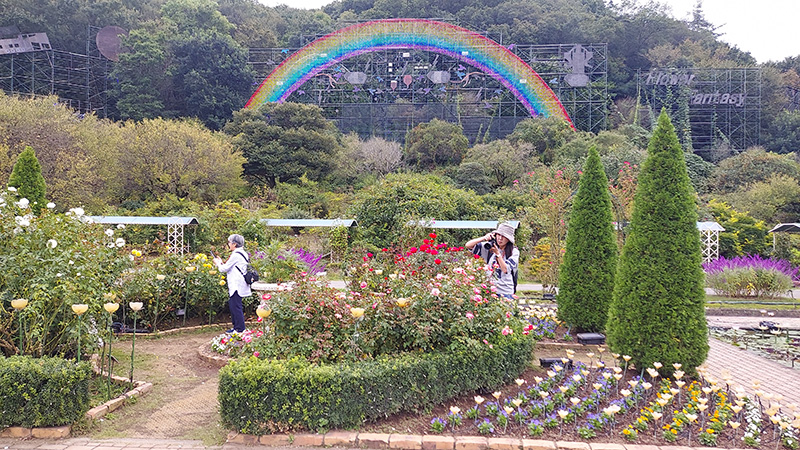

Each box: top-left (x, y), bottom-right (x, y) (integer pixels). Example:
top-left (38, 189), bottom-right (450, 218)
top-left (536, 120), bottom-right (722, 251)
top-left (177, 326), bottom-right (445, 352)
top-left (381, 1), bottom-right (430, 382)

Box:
top-left (103, 301), bottom-right (120, 400)
top-left (155, 274), bottom-right (166, 331)
top-left (129, 302), bottom-right (143, 383)
top-left (256, 303), bottom-right (271, 335)
top-left (11, 298), bottom-right (28, 354)
top-left (71, 303), bottom-right (89, 361)
top-left (183, 266), bottom-right (196, 328)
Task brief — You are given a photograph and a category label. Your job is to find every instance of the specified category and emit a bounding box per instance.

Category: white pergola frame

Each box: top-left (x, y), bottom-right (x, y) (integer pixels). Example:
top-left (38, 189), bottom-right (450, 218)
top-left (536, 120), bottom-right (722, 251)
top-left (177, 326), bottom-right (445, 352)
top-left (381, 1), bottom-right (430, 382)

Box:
top-left (698, 221), bottom-right (725, 264)
top-left (89, 216), bottom-right (199, 255)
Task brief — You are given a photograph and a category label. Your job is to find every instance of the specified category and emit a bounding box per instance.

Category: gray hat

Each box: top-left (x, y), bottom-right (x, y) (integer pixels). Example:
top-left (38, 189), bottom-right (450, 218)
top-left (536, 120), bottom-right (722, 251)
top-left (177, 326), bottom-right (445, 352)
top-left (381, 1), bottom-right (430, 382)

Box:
top-left (494, 222), bottom-right (516, 244)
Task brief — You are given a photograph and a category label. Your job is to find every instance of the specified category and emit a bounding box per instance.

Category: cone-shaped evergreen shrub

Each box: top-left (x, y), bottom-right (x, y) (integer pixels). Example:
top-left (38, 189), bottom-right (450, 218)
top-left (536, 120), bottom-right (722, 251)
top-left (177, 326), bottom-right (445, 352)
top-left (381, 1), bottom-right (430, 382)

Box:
top-left (8, 146), bottom-right (47, 214)
top-left (557, 146), bottom-right (617, 331)
top-left (605, 110), bottom-right (708, 375)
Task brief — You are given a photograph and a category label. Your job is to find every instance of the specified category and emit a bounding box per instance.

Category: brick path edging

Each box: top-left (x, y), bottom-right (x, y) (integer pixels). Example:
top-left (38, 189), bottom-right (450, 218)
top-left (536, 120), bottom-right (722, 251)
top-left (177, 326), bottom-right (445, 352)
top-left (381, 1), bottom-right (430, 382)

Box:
top-left (0, 359), bottom-right (153, 440)
top-left (225, 432), bottom-right (749, 450)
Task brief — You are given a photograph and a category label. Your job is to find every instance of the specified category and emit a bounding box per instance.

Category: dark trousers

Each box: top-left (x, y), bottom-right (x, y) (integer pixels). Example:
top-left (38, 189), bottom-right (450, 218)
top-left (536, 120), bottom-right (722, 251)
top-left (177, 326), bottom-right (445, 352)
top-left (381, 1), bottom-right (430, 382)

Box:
top-left (229, 291), bottom-right (245, 332)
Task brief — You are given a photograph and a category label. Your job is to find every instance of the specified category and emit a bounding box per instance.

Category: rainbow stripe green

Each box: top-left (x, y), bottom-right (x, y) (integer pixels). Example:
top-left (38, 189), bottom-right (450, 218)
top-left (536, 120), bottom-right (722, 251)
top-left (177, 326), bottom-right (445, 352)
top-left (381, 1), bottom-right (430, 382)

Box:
top-left (246, 19), bottom-right (573, 127)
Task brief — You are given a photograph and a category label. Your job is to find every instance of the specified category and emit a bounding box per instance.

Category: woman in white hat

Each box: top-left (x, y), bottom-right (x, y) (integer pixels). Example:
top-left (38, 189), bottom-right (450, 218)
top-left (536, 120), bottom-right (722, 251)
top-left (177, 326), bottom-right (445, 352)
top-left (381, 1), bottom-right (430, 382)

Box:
top-left (465, 222), bottom-right (520, 298)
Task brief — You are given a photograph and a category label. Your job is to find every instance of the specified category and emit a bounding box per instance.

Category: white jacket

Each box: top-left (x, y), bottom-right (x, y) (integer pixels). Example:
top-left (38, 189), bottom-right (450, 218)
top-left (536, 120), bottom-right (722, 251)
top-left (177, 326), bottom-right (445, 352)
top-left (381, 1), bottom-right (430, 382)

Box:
top-left (216, 248), bottom-right (252, 298)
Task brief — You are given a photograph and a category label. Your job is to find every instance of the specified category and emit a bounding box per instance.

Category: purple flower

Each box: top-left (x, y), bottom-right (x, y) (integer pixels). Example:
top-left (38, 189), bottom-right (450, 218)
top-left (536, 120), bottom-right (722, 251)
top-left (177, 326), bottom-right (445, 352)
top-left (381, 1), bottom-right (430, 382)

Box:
top-left (704, 255), bottom-right (798, 280)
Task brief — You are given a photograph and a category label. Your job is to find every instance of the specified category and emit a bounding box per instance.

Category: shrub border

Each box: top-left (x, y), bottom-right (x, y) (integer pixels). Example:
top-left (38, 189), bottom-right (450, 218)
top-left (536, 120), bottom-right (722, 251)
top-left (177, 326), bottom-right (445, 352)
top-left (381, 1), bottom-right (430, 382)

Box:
top-left (219, 334), bottom-right (535, 435)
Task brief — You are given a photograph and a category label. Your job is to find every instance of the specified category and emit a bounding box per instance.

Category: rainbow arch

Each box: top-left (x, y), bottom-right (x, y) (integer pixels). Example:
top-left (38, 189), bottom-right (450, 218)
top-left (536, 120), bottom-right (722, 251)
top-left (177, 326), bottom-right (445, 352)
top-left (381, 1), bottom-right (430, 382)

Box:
top-left (246, 19), bottom-right (574, 128)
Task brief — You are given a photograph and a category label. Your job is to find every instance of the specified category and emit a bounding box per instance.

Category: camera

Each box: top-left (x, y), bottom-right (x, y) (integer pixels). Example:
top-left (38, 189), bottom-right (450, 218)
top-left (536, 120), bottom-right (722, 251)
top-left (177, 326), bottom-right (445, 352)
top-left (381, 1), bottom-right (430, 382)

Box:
top-left (482, 236), bottom-right (498, 250)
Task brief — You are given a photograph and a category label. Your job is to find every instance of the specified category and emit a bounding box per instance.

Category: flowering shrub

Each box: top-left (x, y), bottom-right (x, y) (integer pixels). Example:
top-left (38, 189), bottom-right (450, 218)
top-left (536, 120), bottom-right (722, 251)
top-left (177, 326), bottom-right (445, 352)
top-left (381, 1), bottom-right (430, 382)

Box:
top-left (704, 255), bottom-right (796, 297)
top-left (120, 252), bottom-right (230, 330)
top-left (0, 193), bottom-right (132, 357)
top-left (238, 234), bottom-right (529, 363)
top-left (210, 329), bottom-right (264, 357)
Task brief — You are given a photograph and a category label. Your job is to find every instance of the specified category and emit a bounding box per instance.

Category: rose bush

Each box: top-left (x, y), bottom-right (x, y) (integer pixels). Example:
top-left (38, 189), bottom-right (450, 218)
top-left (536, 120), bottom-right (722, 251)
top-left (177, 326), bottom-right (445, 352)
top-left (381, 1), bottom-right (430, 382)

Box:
top-left (0, 191), bottom-right (131, 357)
top-left (234, 234), bottom-right (529, 363)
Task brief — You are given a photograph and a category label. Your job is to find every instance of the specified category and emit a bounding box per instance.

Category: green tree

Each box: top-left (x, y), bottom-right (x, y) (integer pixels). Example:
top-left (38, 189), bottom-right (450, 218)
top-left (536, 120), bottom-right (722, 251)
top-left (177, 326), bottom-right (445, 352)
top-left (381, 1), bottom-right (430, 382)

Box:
top-left (224, 103), bottom-right (341, 187)
top-left (606, 110), bottom-right (708, 375)
top-left (404, 119), bottom-right (469, 170)
top-left (111, 118), bottom-right (246, 202)
top-left (109, 28), bottom-right (169, 121)
top-left (557, 147), bottom-right (617, 332)
top-left (349, 173), bottom-right (493, 248)
top-left (709, 147), bottom-right (800, 194)
top-left (508, 117), bottom-right (573, 165)
top-left (764, 110), bottom-right (800, 154)
top-left (720, 174), bottom-right (800, 224)
top-left (7, 146), bottom-right (47, 214)
top-left (459, 140), bottom-right (532, 192)
top-left (706, 199), bottom-right (771, 258)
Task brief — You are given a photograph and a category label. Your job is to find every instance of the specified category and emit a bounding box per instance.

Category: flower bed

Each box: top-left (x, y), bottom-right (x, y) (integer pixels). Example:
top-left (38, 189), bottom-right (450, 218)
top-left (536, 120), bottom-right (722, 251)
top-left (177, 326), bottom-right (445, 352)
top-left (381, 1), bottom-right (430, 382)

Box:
top-left (408, 353), bottom-right (800, 450)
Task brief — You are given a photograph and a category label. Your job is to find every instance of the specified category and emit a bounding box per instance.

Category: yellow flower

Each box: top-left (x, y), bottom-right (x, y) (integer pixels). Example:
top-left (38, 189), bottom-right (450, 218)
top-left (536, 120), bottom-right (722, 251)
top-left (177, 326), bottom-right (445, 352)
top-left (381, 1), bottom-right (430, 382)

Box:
top-left (71, 304), bottom-right (89, 315)
top-left (396, 298), bottom-right (409, 307)
top-left (350, 307), bottom-right (365, 318)
top-left (185, 266), bottom-right (196, 272)
top-left (219, 279), bottom-right (226, 285)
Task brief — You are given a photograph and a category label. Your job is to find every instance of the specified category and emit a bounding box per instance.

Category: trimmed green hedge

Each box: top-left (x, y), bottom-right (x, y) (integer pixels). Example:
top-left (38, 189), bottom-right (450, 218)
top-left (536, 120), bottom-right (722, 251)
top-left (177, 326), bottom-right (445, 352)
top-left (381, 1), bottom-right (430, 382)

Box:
top-left (219, 334), bottom-right (535, 434)
top-left (0, 356), bottom-right (91, 428)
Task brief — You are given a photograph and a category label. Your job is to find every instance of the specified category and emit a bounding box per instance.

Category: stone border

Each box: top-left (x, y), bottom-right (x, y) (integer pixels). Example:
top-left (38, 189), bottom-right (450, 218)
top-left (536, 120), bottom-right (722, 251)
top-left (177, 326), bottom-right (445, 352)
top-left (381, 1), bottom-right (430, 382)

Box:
top-left (225, 432), bottom-right (732, 450)
top-left (198, 341), bottom-right (232, 367)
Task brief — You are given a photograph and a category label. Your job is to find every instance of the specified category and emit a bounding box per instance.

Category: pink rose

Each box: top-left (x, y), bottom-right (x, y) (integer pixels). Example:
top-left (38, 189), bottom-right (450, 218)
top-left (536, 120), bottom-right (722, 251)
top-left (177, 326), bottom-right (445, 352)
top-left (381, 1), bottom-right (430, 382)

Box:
top-left (253, 351), bottom-right (260, 357)
top-left (465, 312), bottom-right (474, 320)
top-left (360, 281), bottom-right (368, 289)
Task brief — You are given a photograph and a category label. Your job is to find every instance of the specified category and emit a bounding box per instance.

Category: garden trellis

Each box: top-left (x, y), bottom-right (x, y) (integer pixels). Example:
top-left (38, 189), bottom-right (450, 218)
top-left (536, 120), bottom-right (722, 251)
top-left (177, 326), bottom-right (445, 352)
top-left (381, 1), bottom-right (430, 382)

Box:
top-left (88, 216), bottom-right (199, 255)
top-left (697, 221), bottom-right (725, 264)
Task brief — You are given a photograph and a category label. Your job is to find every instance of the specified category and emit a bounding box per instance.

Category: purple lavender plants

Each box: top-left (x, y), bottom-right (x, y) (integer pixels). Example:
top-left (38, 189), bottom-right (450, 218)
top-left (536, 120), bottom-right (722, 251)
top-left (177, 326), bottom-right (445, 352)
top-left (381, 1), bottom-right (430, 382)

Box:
top-left (288, 247), bottom-right (327, 275)
top-left (703, 255), bottom-right (796, 297)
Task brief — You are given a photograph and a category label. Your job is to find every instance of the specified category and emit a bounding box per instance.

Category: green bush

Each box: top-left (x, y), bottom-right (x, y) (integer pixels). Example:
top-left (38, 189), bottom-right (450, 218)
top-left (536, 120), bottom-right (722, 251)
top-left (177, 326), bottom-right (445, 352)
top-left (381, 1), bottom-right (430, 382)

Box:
top-left (706, 267), bottom-right (792, 298)
top-left (0, 356), bottom-right (91, 427)
top-left (557, 147), bottom-right (617, 332)
top-left (606, 110), bottom-right (708, 376)
top-left (7, 146), bottom-right (47, 215)
top-left (219, 333), bottom-right (535, 434)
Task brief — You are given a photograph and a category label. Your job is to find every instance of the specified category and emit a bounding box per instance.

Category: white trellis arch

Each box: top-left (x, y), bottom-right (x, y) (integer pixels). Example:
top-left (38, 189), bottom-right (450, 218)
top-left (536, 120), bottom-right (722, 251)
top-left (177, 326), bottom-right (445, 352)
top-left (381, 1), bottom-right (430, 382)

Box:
top-left (697, 221), bottom-right (725, 264)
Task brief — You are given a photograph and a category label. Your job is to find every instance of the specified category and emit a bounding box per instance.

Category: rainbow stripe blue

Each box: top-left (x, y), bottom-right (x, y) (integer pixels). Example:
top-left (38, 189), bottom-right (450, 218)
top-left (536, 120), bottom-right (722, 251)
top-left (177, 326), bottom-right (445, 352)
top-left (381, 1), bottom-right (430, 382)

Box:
top-left (246, 19), bottom-right (573, 127)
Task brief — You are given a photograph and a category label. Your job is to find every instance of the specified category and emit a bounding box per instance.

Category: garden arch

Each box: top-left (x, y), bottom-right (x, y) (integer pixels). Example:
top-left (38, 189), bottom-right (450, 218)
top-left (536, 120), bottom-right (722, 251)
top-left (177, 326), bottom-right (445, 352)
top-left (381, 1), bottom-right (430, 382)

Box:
top-left (246, 19), bottom-right (574, 129)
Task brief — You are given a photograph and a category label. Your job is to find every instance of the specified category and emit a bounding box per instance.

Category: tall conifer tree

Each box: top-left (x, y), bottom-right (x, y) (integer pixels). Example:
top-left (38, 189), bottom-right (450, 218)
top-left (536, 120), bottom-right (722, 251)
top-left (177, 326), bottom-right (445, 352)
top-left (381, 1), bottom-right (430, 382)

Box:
top-left (606, 110), bottom-right (708, 375)
top-left (557, 146), bottom-right (617, 331)
top-left (8, 146), bottom-right (47, 215)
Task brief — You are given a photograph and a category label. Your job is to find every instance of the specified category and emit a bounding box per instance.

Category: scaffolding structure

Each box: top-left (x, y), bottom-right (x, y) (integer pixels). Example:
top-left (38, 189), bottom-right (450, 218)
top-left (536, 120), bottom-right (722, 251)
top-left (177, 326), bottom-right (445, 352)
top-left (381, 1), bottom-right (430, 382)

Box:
top-left (248, 39), bottom-right (607, 143)
top-left (0, 26), bottom-right (112, 116)
top-left (638, 67), bottom-right (761, 157)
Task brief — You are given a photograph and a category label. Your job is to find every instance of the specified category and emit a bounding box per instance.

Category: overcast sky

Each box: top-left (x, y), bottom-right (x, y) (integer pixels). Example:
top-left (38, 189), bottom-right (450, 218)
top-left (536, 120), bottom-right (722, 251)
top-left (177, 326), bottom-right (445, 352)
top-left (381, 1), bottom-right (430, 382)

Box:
top-left (256, 0), bottom-right (798, 63)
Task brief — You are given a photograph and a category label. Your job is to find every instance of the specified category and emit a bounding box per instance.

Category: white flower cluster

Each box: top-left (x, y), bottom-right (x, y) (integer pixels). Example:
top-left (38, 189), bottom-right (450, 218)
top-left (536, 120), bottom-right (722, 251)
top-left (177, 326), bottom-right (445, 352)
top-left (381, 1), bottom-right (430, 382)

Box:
top-left (779, 413), bottom-right (799, 449)
top-left (742, 398), bottom-right (762, 444)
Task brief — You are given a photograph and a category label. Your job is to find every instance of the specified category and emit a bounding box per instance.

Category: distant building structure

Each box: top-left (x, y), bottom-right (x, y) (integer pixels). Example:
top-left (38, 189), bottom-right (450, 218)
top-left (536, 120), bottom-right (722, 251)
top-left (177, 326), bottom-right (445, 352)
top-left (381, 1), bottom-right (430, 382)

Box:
top-left (0, 26), bottom-right (51, 54)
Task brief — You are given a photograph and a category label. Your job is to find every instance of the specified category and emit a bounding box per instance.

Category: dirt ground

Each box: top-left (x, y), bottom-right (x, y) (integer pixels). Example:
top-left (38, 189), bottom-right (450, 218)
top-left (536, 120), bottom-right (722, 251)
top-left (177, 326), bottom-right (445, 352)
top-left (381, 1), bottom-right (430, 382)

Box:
top-left (87, 329), bottom-right (227, 445)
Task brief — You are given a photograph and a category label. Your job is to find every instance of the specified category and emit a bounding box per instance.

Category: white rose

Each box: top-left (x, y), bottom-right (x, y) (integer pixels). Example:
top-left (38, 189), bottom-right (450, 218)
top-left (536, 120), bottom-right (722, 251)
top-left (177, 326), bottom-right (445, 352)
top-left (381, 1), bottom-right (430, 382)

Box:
top-left (14, 216), bottom-right (30, 227)
top-left (7, 186), bottom-right (17, 192)
top-left (117, 224), bottom-right (126, 229)
top-left (115, 237), bottom-right (126, 247)
top-left (16, 198), bottom-right (29, 209)
top-left (46, 202), bottom-right (56, 209)
top-left (47, 239), bottom-right (58, 249)
top-left (105, 229), bottom-right (114, 237)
